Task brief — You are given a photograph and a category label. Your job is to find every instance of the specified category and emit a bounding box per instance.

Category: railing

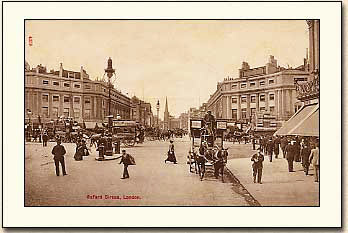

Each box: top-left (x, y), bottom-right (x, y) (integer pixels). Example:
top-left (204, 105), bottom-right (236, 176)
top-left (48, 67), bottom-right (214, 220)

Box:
top-left (295, 75), bottom-right (319, 101)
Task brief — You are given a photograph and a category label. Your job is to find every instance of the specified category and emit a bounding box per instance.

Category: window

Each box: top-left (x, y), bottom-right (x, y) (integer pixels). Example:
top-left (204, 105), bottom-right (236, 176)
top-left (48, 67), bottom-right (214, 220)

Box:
top-left (251, 95), bottom-right (256, 103)
top-left (260, 107), bottom-right (266, 111)
top-left (74, 97), bottom-right (80, 104)
top-left (52, 95), bottom-right (59, 102)
top-left (241, 96), bottom-right (247, 103)
top-left (63, 108), bottom-right (69, 117)
top-left (52, 107), bottom-right (58, 117)
top-left (53, 81), bottom-right (59, 86)
top-left (42, 107), bottom-right (49, 117)
top-left (260, 81), bottom-right (265, 86)
top-left (232, 98), bottom-right (237, 104)
top-left (240, 83), bottom-right (247, 89)
top-left (270, 106), bottom-right (275, 112)
top-left (251, 108), bottom-right (256, 116)
top-left (241, 108), bottom-right (247, 119)
top-left (64, 83), bottom-right (70, 87)
top-left (84, 109), bottom-right (91, 119)
top-left (42, 80), bottom-right (49, 85)
top-left (74, 84), bottom-right (80, 88)
top-left (74, 109), bottom-right (80, 118)
top-left (102, 99), bottom-right (105, 106)
top-left (85, 98), bottom-right (91, 104)
top-left (232, 109), bottom-right (237, 119)
top-left (260, 94), bottom-right (265, 102)
top-left (250, 82), bottom-right (256, 87)
top-left (232, 84), bottom-right (237, 89)
top-left (269, 79), bottom-right (275, 84)
top-left (42, 94), bottom-right (48, 102)
top-left (85, 84), bottom-right (91, 90)
top-left (63, 96), bottom-right (70, 103)
top-left (269, 93), bottom-right (275, 101)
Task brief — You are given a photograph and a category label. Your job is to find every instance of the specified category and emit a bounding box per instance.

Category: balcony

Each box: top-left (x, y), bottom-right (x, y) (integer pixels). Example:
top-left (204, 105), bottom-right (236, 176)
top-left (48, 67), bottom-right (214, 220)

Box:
top-left (296, 75), bottom-right (319, 101)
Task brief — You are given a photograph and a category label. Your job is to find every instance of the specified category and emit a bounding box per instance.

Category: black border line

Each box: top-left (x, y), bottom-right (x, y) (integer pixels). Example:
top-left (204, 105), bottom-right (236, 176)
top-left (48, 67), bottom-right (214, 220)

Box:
top-left (23, 18), bottom-right (321, 209)
top-left (0, 0), bottom-right (342, 229)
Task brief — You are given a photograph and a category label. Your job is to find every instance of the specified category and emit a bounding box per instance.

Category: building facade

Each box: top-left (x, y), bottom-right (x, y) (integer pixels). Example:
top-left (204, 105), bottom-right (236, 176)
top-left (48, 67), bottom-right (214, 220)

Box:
top-left (130, 96), bottom-right (153, 127)
top-left (25, 62), bottom-right (131, 126)
top-left (206, 56), bottom-right (309, 124)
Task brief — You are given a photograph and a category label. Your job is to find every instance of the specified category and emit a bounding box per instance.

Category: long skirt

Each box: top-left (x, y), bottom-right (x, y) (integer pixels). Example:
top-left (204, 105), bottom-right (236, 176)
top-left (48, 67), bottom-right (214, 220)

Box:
top-left (166, 151), bottom-right (177, 163)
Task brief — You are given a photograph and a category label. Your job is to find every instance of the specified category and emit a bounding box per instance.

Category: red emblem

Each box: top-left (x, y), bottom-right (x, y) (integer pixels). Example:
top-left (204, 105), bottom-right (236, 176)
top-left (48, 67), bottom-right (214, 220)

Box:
top-left (29, 36), bottom-right (33, 46)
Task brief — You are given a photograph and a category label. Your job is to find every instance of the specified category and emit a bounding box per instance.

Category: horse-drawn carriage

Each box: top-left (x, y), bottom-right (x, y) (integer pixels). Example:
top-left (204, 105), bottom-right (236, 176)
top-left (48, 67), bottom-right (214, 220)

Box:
top-left (112, 120), bottom-right (137, 147)
top-left (187, 118), bottom-right (229, 182)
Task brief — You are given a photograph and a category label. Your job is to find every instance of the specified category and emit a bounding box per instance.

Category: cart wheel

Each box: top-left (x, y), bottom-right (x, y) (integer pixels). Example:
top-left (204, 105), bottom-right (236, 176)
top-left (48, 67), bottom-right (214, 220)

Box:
top-left (123, 139), bottom-right (135, 147)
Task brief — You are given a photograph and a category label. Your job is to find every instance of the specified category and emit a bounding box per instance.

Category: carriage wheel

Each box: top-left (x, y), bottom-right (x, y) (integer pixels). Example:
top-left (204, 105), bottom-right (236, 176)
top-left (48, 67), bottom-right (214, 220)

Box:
top-left (123, 138), bottom-right (136, 147)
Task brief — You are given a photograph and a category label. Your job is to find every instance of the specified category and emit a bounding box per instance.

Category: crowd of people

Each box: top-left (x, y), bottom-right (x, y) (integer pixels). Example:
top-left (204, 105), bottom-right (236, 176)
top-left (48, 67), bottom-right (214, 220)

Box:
top-left (251, 135), bottom-right (320, 184)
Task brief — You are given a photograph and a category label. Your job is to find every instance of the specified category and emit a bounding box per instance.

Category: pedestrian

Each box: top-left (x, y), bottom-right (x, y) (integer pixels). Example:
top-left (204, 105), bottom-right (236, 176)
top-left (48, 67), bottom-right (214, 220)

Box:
top-left (119, 149), bottom-right (133, 179)
top-left (266, 137), bottom-right (274, 162)
top-left (285, 141), bottom-right (296, 172)
top-left (42, 131), bottom-right (48, 147)
top-left (294, 137), bottom-right (301, 162)
top-left (309, 142), bottom-right (319, 182)
top-left (273, 136), bottom-right (280, 159)
top-left (74, 140), bottom-right (84, 161)
top-left (251, 148), bottom-right (264, 184)
top-left (301, 141), bottom-right (311, 175)
top-left (252, 137), bottom-right (256, 150)
top-left (51, 139), bottom-right (67, 176)
top-left (280, 136), bottom-right (288, 158)
top-left (165, 140), bottom-right (177, 164)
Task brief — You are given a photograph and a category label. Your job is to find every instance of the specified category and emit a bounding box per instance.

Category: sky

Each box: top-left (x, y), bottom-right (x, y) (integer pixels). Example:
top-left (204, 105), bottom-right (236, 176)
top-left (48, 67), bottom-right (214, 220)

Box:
top-left (25, 20), bottom-right (309, 118)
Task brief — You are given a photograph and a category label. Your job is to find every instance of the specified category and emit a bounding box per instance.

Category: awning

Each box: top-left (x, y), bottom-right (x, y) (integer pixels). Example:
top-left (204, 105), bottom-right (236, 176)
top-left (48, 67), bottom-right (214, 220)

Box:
top-left (274, 103), bottom-right (319, 137)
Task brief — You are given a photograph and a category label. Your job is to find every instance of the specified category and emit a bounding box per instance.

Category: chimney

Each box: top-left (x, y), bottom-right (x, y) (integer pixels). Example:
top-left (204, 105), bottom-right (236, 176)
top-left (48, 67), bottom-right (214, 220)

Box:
top-left (266, 55), bottom-right (278, 74)
top-left (59, 63), bottom-right (63, 77)
top-left (80, 66), bottom-right (84, 79)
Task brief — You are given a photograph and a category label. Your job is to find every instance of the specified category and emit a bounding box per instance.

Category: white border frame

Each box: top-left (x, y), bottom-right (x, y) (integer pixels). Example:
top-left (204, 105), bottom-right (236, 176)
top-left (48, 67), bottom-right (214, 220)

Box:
top-left (2, 1), bottom-right (342, 227)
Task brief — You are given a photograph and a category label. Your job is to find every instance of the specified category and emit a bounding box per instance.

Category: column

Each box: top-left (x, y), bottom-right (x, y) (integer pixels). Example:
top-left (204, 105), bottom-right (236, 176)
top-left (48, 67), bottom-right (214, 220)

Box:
top-left (227, 95), bottom-right (231, 119)
top-left (265, 91), bottom-right (269, 112)
top-left (256, 93), bottom-right (259, 111)
top-left (246, 94), bottom-right (251, 120)
top-left (81, 95), bottom-right (85, 121)
top-left (237, 95), bottom-right (241, 120)
top-left (70, 94), bottom-right (74, 118)
top-left (289, 89), bottom-right (293, 115)
top-left (276, 90), bottom-right (280, 118)
top-left (49, 93), bottom-right (53, 119)
top-left (282, 89), bottom-right (287, 118)
top-left (37, 90), bottom-right (42, 117)
top-left (59, 94), bottom-right (63, 117)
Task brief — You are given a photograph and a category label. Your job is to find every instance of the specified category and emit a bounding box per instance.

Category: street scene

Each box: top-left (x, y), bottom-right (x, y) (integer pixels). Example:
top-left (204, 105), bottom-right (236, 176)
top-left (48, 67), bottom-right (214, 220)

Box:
top-left (25, 20), bottom-right (319, 206)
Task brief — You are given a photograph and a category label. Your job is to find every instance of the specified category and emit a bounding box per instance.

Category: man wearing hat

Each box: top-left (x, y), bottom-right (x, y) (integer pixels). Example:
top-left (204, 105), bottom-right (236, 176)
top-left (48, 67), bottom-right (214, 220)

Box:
top-left (51, 139), bottom-right (67, 176)
top-left (285, 140), bottom-right (296, 172)
top-left (251, 148), bottom-right (264, 184)
top-left (203, 110), bottom-right (216, 135)
top-left (119, 149), bottom-right (131, 179)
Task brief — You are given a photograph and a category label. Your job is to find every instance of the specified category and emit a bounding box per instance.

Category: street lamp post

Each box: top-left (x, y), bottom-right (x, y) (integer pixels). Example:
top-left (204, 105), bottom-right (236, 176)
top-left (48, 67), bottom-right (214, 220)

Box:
top-left (156, 100), bottom-right (160, 128)
top-left (104, 57), bottom-right (116, 131)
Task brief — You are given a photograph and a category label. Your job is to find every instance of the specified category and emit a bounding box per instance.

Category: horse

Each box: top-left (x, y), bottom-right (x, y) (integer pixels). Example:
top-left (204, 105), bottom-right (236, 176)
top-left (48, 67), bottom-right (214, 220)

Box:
top-left (89, 133), bottom-right (101, 147)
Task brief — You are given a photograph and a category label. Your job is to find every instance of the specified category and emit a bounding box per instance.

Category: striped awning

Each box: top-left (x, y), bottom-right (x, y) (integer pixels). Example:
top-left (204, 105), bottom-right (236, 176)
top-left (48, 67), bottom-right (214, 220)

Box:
top-left (274, 103), bottom-right (319, 137)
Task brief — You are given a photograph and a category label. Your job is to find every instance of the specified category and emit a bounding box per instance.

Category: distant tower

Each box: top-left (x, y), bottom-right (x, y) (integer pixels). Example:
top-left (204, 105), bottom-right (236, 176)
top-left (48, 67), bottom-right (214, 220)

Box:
top-left (164, 97), bottom-right (170, 130)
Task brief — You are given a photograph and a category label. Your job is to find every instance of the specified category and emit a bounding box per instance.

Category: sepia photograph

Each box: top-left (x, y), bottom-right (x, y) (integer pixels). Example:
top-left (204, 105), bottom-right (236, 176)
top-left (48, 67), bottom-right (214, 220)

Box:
top-left (24, 19), bottom-right (320, 207)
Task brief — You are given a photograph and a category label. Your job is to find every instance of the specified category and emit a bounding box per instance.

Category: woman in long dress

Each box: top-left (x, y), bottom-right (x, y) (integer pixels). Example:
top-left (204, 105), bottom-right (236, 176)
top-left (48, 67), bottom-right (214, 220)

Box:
top-left (74, 140), bottom-right (84, 161)
top-left (165, 140), bottom-right (177, 164)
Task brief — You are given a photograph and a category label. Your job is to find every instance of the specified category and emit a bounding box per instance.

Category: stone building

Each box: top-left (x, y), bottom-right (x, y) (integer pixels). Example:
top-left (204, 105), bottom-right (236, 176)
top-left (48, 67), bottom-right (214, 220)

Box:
top-left (276, 20), bottom-right (319, 137)
top-left (206, 55), bottom-right (309, 124)
top-left (130, 96), bottom-right (153, 127)
top-left (25, 62), bottom-right (131, 127)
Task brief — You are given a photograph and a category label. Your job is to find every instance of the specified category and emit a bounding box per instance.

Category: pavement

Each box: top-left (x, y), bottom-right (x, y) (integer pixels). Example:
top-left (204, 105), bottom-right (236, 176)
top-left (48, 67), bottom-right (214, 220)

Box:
top-left (225, 145), bottom-right (320, 206)
top-left (25, 136), bottom-right (248, 206)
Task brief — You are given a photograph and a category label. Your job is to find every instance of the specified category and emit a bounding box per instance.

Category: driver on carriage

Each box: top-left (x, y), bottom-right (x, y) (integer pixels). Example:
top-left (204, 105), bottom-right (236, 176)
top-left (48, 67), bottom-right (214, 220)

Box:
top-left (203, 110), bottom-right (216, 135)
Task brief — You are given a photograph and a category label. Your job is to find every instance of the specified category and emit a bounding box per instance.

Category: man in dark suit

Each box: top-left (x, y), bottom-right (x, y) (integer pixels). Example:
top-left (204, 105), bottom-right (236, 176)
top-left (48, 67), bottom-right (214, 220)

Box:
top-left (251, 148), bottom-right (264, 184)
top-left (51, 139), bottom-right (67, 176)
top-left (266, 138), bottom-right (274, 162)
top-left (119, 149), bottom-right (131, 179)
top-left (285, 141), bottom-right (296, 172)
